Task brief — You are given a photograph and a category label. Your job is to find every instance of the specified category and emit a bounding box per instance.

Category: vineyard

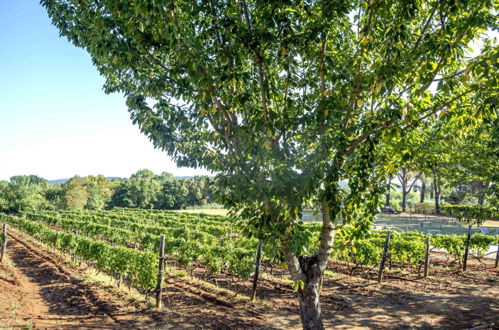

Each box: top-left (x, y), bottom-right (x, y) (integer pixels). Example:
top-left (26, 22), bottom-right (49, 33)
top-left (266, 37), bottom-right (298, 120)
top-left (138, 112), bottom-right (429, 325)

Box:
top-left (1, 209), bottom-right (498, 293)
top-left (1, 209), bottom-right (498, 328)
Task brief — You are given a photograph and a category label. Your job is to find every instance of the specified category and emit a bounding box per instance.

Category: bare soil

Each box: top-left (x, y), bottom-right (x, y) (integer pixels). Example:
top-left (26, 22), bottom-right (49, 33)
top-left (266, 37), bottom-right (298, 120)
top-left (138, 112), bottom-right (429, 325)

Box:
top-left (0, 230), bottom-right (497, 329)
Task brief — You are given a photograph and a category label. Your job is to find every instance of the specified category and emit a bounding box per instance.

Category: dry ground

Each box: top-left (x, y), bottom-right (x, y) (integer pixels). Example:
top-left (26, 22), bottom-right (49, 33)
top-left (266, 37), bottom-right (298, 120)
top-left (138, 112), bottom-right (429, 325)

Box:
top-left (0, 230), bottom-right (497, 329)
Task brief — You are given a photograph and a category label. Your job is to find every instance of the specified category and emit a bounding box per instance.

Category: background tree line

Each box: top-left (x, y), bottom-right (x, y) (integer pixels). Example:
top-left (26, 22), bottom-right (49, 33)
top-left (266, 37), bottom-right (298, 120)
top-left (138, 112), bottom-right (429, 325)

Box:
top-left (0, 170), bottom-right (216, 213)
top-left (384, 116), bottom-right (498, 214)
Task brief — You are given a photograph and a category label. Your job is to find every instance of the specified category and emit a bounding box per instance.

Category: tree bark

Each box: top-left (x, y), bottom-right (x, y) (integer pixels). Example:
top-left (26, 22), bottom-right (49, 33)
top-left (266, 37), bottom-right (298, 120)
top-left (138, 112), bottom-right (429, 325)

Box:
top-left (433, 179), bottom-right (440, 214)
top-left (477, 181), bottom-right (486, 206)
top-left (385, 178), bottom-right (392, 207)
top-left (397, 169), bottom-right (422, 213)
top-left (401, 189), bottom-right (407, 212)
top-left (420, 178), bottom-right (426, 203)
top-left (477, 194), bottom-right (484, 207)
top-left (281, 241), bottom-right (325, 329)
top-left (298, 257), bottom-right (324, 330)
top-left (280, 200), bottom-right (334, 330)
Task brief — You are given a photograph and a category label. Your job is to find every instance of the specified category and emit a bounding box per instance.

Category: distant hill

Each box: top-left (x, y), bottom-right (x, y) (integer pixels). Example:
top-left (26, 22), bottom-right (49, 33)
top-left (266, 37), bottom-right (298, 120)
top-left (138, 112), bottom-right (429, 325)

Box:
top-left (48, 176), bottom-right (343, 185)
top-left (47, 179), bottom-right (68, 185)
top-left (48, 177), bottom-right (124, 185)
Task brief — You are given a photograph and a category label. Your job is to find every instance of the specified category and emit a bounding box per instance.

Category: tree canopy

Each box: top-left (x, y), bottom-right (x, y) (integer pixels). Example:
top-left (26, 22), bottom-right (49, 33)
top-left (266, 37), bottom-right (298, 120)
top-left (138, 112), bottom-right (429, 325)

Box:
top-left (41, 0), bottom-right (498, 328)
top-left (0, 172), bottom-right (215, 213)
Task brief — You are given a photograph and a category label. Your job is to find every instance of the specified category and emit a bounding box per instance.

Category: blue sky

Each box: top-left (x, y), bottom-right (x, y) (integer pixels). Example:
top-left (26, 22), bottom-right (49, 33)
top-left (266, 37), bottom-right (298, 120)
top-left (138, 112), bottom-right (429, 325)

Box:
top-left (0, 1), bottom-right (209, 180)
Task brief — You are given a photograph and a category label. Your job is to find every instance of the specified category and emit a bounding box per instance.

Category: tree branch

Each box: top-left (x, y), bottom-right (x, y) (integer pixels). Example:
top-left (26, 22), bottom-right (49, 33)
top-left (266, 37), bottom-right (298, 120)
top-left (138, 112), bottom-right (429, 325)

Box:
top-left (281, 231), bottom-right (303, 281)
top-left (239, 0), bottom-right (269, 122)
top-left (317, 200), bottom-right (334, 270)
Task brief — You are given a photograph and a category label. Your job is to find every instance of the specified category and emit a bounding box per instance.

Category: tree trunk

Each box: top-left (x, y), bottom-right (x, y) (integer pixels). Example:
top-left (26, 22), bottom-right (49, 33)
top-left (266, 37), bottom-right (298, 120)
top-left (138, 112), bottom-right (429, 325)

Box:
top-left (434, 180), bottom-right (440, 214)
top-left (420, 179), bottom-right (426, 203)
top-left (385, 178), bottom-right (392, 207)
top-left (298, 257), bottom-right (323, 330)
top-left (398, 170), bottom-right (408, 212)
top-left (280, 200), bottom-right (334, 330)
top-left (396, 169), bottom-right (421, 213)
top-left (477, 194), bottom-right (484, 207)
top-left (281, 244), bottom-right (326, 330)
top-left (477, 181), bottom-right (485, 206)
top-left (401, 188), bottom-right (407, 212)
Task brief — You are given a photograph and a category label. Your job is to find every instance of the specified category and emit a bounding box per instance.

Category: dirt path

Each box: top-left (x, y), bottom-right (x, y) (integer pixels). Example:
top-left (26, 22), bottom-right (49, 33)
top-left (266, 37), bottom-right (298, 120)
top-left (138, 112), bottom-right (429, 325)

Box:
top-left (0, 232), bottom-right (156, 329)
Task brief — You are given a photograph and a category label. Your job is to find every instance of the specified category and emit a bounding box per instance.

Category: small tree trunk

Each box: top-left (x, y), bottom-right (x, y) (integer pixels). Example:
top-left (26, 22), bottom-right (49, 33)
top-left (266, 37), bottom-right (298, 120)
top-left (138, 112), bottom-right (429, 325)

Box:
top-left (477, 181), bottom-right (485, 206)
top-left (420, 179), bottom-right (426, 203)
top-left (477, 194), bottom-right (484, 207)
top-left (433, 180), bottom-right (440, 214)
top-left (385, 178), bottom-right (392, 207)
top-left (401, 189), bottom-right (408, 212)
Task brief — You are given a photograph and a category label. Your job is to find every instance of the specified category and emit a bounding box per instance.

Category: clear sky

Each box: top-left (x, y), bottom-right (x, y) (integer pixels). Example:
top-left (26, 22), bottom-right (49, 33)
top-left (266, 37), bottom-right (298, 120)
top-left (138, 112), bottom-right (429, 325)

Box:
top-left (0, 1), bottom-right (210, 181)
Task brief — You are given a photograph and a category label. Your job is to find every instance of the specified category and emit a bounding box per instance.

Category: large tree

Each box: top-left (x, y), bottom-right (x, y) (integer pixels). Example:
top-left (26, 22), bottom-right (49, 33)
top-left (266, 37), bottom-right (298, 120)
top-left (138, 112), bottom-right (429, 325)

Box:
top-left (62, 176), bottom-right (90, 210)
top-left (445, 116), bottom-right (498, 207)
top-left (0, 181), bottom-right (10, 211)
top-left (111, 170), bottom-right (162, 209)
top-left (396, 167), bottom-right (422, 212)
top-left (42, 0), bottom-right (498, 328)
top-left (6, 175), bottom-right (49, 213)
top-left (85, 175), bottom-right (115, 210)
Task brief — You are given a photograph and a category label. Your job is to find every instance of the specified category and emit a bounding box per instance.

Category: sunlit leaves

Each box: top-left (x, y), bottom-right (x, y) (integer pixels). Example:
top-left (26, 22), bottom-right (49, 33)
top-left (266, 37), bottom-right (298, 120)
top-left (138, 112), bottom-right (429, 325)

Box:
top-left (41, 0), bottom-right (498, 251)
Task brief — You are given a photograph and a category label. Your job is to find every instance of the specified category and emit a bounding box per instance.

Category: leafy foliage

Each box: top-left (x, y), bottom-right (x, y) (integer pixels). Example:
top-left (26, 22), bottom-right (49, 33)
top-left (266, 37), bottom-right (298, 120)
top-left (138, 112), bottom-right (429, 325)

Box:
top-left (39, 1), bottom-right (499, 325)
top-left (441, 204), bottom-right (498, 225)
top-left (0, 212), bottom-right (158, 289)
top-left (0, 171), bottom-right (216, 213)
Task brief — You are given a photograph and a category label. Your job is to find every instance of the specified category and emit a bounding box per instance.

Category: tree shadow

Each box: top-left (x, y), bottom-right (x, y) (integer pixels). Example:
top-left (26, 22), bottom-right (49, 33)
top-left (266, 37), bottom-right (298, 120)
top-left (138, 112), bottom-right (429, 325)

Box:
top-left (8, 241), bottom-right (124, 326)
top-left (321, 283), bottom-right (498, 329)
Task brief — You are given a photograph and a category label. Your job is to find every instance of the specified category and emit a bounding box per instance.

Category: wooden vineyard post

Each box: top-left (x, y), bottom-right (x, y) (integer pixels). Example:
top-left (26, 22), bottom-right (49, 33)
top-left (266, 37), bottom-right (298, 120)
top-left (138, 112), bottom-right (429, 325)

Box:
top-left (1, 224), bottom-right (7, 263)
top-left (424, 236), bottom-right (430, 277)
top-left (378, 231), bottom-right (391, 283)
top-left (156, 235), bottom-right (165, 309)
top-left (73, 231), bottom-right (79, 264)
top-left (133, 227), bottom-right (138, 249)
top-left (494, 237), bottom-right (498, 268)
top-left (463, 224), bottom-right (472, 271)
top-left (250, 240), bottom-right (263, 302)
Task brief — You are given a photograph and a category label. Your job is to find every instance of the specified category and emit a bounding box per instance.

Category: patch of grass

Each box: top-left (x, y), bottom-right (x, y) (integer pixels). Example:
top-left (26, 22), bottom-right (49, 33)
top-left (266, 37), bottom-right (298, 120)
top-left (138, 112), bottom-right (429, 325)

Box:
top-left (174, 269), bottom-right (188, 277)
top-left (324, 269), bottom-right (343, 280)
top-left (23, 322), bottom-right (33, 329)
top-left (261, 272), bottom-right (293, 286)
top-left (0, 270), bottom-right (13, 278)
top-left (81, 268), bottom-right (148, 306)
top-left (8, 302), bottom-right (20, 310)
